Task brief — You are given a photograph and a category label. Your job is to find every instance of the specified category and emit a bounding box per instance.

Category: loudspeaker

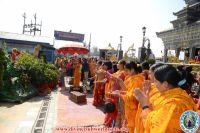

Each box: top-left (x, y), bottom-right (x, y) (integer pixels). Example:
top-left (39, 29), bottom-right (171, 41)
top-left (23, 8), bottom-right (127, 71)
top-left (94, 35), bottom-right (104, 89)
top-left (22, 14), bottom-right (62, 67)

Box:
top-left (100, 49), bottom-right (106, 59)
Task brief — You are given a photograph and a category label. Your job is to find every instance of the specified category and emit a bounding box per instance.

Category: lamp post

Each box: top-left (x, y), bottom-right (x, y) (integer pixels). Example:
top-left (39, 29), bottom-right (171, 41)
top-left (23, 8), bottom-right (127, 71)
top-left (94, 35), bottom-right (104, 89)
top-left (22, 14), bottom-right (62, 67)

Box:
top-left (142, 26), bottom-right (146, 47)
top-left (117, 36), bottom-right (123, 60)
top-left (138, 26), bottom-right (152, 62)
top-left (119, 36), bottom-right (122, 50)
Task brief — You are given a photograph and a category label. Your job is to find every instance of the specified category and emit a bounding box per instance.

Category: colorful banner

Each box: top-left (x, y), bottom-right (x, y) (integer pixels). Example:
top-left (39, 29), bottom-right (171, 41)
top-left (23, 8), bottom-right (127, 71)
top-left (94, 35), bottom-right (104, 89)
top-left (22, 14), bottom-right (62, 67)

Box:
top-left (54, 30), bottom-right (84, 42)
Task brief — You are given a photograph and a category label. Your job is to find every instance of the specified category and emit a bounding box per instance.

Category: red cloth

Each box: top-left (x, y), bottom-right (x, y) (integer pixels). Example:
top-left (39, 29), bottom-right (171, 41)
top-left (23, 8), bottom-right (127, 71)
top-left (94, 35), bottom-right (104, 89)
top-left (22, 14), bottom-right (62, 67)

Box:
top-left (93, 83), bottom-right (105, 106)
top-left (194, 98), bottom-right (199, 104)
top-left (66, 62), bottom-right (72, 70)
top-left (58, 80), bottom-right (62, 87)
top-left (104, 98), bottom-right (118, 127)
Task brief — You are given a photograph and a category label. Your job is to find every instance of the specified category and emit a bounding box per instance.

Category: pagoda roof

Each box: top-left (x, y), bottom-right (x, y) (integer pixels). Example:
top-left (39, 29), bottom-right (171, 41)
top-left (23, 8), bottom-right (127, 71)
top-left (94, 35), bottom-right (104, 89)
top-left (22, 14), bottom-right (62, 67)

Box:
top-left (156, 28), bottom-right (174, 35)
top-left (173, 2), bottom-right (200, 16)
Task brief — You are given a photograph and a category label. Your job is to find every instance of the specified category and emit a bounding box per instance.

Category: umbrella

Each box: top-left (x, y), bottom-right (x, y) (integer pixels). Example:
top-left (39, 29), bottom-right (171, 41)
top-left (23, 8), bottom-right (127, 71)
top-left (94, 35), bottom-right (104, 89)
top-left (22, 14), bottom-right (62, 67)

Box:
top-left (57, 44), bottom-right (89, 55)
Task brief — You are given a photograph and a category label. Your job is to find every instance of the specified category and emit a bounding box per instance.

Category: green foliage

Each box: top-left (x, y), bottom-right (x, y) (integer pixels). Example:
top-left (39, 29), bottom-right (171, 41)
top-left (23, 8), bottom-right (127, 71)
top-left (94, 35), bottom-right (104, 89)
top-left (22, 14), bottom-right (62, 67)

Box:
top-left (0, 51), bottom-right (59, 103)
top-left (44, 65), bottom-right (60, 84)
top-left (39, 54), bottom-right (47, 63)
top-left (15, 52), bottom-right (45, 85)
top-left (0, 50), bottom-right (40, 102)
top-left (3, 61), bottom-right (20, 82)
top-left (0, 78), bottom-right (37, 102)
top-left (19, 73), bottom-right (30, 91)
top-left (15, 52), bottom-right (60, 86)
top-left (0, 48), bottom-right (5, 89)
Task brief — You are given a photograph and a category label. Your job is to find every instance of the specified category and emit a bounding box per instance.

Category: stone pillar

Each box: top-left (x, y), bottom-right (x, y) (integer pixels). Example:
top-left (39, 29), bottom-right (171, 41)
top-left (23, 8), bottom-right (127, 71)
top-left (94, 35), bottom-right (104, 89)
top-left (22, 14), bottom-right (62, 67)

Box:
top-left (163, 47), bottom-right (168, 62)
top-left (189, 47), bottom-right (196, 59)
top-left (175, 47), bottom-right (181, 57)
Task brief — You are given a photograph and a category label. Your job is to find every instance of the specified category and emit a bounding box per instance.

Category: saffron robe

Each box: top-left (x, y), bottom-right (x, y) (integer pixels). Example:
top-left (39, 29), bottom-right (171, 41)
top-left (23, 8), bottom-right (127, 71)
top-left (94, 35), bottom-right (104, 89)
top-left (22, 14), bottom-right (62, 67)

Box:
top-left (142, 88), bottom-right (197, 133)
top-left (73, 63), bottom-right (81, 87)
top-left (122, 74), bottom-right (144, 133)
top-left (135, 83), bottom-right (160, 133)
top-left (89, 61), bottom-right (95, 77)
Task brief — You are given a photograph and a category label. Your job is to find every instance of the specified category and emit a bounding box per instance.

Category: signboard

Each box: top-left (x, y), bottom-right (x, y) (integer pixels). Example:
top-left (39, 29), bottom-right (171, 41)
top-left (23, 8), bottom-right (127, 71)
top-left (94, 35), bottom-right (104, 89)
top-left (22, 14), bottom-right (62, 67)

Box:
top-left (167, 50), bottom-right (176, 57)
top-left (54, 30), bottom-right (84, 42)
top-left (179, 51), bottom-right (185, 61)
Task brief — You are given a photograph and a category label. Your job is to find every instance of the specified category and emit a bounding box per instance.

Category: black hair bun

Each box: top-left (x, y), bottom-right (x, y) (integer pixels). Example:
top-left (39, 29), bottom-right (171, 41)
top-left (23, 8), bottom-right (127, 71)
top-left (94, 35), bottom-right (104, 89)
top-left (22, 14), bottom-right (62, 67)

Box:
top-left (104, 101), bottom-right (116, 113)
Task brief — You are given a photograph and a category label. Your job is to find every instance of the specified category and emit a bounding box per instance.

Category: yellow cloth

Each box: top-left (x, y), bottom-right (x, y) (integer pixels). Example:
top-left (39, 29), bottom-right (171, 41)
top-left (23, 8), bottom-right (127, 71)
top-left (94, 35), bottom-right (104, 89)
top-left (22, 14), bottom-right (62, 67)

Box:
top-left (73, 63), bottom-right (81, 87)
top-left (122, 74), bottom-right (144, 130)
top-left (143, 88), bottom-right (197, 133)
top-left (135, 83), bottom-right (160, 133)
top-left (89, 61), bottom-right (95, 77)
top-left (149, 83), bottom-right (160, 108)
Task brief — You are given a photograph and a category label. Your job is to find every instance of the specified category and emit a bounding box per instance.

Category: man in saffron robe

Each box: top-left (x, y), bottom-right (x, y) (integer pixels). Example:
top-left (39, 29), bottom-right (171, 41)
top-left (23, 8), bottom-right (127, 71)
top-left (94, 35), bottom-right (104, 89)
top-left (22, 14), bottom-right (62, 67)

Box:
top-left (73, 58), bottom-right (82, 87)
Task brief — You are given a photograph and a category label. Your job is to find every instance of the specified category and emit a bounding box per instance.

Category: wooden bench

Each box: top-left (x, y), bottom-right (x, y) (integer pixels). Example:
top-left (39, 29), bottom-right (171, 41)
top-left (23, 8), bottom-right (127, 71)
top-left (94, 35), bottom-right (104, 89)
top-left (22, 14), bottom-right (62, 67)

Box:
top-left (69, 91), bottom-right (86, 104)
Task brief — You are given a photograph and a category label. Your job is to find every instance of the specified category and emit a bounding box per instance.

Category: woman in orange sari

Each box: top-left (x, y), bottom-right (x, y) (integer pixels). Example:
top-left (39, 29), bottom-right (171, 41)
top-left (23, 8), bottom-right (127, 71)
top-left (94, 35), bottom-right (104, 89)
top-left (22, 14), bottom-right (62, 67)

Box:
top-left (104, 60), bottom-right (127, 127)
top-left (135, 65), bottom-right (197, 133)
top-left (73, 58), bottom-right (82, 87)
top-left (135, 63), bottom-right (163, 133)
top-left (110, 61), bottom-right (144, 133)
top-left (105, 60), bottom-right (127, 97)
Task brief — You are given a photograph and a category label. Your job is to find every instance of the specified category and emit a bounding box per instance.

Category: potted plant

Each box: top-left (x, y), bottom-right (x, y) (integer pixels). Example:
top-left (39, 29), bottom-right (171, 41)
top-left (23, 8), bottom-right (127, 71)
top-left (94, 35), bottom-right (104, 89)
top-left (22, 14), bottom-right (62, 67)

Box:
top-left (44, 64), bottom-right (60, 90)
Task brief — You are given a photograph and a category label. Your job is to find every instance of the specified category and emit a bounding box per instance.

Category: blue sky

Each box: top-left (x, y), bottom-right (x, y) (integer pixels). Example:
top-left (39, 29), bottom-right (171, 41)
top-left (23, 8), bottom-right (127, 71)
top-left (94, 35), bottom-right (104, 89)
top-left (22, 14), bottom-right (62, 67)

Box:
top-left (0, 0), bottom-right (186, 57)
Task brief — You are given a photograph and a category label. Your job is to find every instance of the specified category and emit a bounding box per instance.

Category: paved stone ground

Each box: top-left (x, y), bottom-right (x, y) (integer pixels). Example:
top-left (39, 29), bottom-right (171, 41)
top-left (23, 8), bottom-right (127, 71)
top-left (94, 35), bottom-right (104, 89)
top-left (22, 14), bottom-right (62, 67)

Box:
top-left (55, 88), bottom-right (104, 127)
top-left (0, 96), bottom-right (43, 133)
top-left (0, 76), bottom-right (108, 133)
top-left (51, 83), bottom-right (110, 133)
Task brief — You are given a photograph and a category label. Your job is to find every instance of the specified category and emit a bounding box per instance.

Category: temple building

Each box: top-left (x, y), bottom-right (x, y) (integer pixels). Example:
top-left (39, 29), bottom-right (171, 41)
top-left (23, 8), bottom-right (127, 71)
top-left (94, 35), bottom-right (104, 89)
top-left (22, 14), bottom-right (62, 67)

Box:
top-left (156, 0), bottom-right (200, 62)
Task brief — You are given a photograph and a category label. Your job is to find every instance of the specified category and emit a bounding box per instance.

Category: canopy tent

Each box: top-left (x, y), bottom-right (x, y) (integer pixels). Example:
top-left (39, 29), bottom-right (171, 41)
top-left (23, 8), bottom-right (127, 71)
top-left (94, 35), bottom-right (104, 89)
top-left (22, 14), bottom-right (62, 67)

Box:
top-left (57, 44), bottom-right (89, 55)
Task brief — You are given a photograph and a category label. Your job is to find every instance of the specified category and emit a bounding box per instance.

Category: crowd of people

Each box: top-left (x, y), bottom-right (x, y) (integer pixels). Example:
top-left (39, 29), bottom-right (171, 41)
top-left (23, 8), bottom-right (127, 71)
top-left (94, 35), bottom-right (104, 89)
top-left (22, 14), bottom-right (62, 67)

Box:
top-left (55, 56), bottom-right (200, 133)
top-left (54, 56), bottom-right (97, 88)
